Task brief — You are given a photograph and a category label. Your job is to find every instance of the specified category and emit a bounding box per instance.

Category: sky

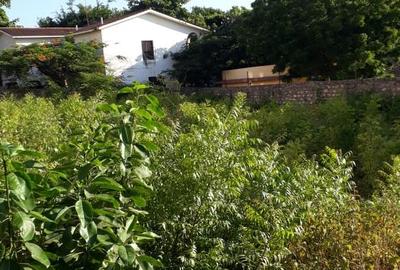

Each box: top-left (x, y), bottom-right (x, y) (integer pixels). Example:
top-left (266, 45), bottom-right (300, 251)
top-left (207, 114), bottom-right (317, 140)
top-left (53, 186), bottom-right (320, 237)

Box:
top-left (6, 0), bottom-right (253, 27)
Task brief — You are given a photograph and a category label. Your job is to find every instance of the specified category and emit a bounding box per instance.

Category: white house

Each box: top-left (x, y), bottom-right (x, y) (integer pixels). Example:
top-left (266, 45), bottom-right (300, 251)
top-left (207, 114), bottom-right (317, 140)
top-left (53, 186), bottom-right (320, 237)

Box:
top-left (0, 9), bottom-right (208, 85)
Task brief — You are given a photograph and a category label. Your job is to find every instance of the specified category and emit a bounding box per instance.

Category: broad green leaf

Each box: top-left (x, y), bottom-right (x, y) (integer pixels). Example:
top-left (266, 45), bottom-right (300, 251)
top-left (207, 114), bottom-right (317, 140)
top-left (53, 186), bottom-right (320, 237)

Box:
top-left (78, 163), bottom-right (93, 180)
top-left (120, 124), bottom-right (134, 145)
top-left (18, 150), bottom-right (43, 159)
top-left (96, 103), bottom-right (119, 113)
top-left (134, 165), bottom-right (152, 180)
top-left (118, 86), bottom-right (134, 94)
top-left (30, 211), bottom-right (54, 223)
top-left (13, 211), bottom-right (35, 242)
top-left (89, 177), bottom-right (124, 192)
top-left (132, 83), bottom-right (149, 91)
top-left (136, 109), bottom-right (153, 120)
top-left (138, 255), bottom-right (163, 268)
top-left (145, 95), bottom-right (160, 106)
top-left (55, 206), bottom-right (72, 223)
top-left (8, 173), bottom-right (31, 201)
top-left (92, 194), bottom-right (120, 208)
top-left (0, 143), bottom-right (24, 157)
top-left (25, 243), bottom-right (50, 268)
top-left (79, 221), bottom-right (97, 243)
top-left (132, 195), bottom-right (147, 208)
top-left (118, 246), bottom-right (129, 265)
top-left (75, 199), bottom-right (93, 227)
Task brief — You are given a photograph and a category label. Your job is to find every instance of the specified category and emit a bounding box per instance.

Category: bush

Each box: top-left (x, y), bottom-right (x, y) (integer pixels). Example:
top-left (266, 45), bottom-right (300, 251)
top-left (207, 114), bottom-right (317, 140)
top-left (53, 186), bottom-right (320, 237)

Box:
top-left (145, 94), bottom-right (355, 269)
top-left (0, 84), bottom-right (164, 269)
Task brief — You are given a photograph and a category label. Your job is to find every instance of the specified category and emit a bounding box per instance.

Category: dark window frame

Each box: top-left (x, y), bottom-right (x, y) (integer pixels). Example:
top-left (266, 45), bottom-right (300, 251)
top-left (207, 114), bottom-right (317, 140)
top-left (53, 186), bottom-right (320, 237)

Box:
top-left (142, 40), bottom-right (155, 64)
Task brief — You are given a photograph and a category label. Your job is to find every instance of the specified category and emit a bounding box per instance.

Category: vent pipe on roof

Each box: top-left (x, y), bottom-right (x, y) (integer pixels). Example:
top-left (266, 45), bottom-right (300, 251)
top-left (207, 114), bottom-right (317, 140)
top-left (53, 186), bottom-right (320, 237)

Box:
top-left (101, 17), bottom-right (104, 25)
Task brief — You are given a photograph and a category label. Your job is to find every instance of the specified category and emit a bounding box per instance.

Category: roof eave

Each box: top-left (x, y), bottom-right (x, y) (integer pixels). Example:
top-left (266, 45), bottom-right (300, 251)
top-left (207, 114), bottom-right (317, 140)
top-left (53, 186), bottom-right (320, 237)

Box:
top-left (12, 35), bottom-right (66, 39)
top-left (70, 28), bottom-right (99, 36)
top-left (97, 9), bottom-right (209, 33)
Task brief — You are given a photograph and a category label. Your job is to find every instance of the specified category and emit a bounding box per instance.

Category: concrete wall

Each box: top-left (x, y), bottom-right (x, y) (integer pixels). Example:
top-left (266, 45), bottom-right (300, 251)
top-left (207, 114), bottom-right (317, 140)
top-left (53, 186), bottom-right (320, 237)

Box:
top-left (101, 13), bottom-right (203, 83)
top-left (182, 78), bottom-right (400, 105)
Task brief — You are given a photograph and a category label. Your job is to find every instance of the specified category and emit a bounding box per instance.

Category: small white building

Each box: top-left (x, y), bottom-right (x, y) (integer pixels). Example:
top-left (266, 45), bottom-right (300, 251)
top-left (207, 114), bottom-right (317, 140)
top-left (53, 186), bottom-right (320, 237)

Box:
top-left (0, 9), bottom-right (207, 85)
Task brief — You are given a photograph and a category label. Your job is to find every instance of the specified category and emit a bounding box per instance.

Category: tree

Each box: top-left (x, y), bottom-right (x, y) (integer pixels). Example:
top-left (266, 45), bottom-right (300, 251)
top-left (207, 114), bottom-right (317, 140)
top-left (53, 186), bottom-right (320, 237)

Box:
top-left (0, 39), bottom-right (117, 93)
top-left (186, 7), bottom-right (227, 31)
top-left (243, 0), bottom-right (400, 80)
top-left (0, 0), bottom-right (16, 27)
top-left (127, 0), bottom-right (189, 19)
top-left (38, 0), bottom-right (124, 27)
top-left (172, 7), bottom-right (253, 86)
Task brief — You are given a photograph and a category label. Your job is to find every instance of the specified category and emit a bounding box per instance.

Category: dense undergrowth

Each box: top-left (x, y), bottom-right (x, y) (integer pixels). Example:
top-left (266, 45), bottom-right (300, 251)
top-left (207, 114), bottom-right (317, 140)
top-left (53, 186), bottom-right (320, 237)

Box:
top-left (1, 87), bottom-right (400, 269)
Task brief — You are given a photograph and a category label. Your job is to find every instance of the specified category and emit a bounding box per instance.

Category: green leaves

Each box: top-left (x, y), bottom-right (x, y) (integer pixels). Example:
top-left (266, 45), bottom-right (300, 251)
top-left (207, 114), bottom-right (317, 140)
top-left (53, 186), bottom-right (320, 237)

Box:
top-left (25, 243), bottom-right (50, 268)
top-left (75, 199), bottom-right (93, 228)
top-left (13, 212), bottom-right (35, 242)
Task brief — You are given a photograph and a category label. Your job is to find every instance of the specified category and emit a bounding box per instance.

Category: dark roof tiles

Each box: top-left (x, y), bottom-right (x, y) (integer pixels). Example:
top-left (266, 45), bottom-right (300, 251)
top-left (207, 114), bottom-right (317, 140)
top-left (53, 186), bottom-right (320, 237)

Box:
top-left (0, 27), bottom-right (76, 37)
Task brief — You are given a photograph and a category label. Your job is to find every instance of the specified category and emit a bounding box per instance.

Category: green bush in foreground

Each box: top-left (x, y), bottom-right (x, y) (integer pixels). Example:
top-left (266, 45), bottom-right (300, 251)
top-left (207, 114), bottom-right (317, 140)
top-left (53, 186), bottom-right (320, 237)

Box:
top-left (1, 89), bottom-right (400, 269)
top-left (145, 94), bottom-right (356, 269)
top-left (0, 84), bottom-right (164, 269)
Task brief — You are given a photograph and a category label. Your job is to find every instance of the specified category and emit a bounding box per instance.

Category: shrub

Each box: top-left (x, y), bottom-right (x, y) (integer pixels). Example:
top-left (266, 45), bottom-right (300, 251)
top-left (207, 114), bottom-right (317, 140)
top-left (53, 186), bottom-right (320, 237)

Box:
top-left (145, 94), bottom-right (354, 269)
top-left (0, 84), bottom-right (164, 269)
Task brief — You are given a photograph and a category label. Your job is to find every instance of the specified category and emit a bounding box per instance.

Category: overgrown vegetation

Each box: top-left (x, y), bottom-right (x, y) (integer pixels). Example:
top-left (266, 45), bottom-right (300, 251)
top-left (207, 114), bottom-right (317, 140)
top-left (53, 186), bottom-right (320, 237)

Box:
top-left (0, 39), bottom-right (119, 95)
top-left (1, 87), bottom-right (400, 268)
top-left (0, 84), bottom-right (165, 269)
top-left (173, 0), bottom-right (400, 85)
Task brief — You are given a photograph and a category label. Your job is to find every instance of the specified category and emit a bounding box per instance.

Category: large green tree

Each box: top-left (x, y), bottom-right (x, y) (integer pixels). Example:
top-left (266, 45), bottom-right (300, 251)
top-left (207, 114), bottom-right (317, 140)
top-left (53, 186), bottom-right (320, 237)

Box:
top-left (127, 0), bottom-right (189, 19)
top-left (38, 0), bottom-right (123, 27)
top-left (172, 7), bottom-right (252, 86)
top-left (0, 39), bottom-right (118, 94)
top-left (244, 0), bottom-right (400, 80)
top-left (0, 0), bottom-right (16, 27)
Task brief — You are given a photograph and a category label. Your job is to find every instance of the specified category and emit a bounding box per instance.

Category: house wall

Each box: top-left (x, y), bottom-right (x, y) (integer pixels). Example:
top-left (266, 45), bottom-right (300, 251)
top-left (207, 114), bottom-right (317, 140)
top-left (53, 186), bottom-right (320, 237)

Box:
top-left (73, 31), bottom-right (102, 43)
top-left (14, 37), bottom-right (63, 46)
top-left (0, 34), bottom-right (16, 50)
top-left (100, 13), bottom-right (203, 83)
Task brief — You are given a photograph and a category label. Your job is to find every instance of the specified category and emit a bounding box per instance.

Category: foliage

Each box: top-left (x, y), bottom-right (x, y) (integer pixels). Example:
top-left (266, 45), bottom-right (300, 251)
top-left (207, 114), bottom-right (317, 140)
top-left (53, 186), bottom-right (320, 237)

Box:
top-left (284, 156), bottom-right (400, 269)
top-left (0, 0), bottom-right (15, 27)
top-left (3, 85), bottom-right (400, 268)
top-left (0, 39), bottom-right (119, 93)
top-left (172, 7), bottom-right (252, 86)
top-left (187, 7), bottom-right (230, 31)
top-left (0, 83), bottom-right (164, 269)
top-left (145, 94), bottom-right (355, 268)
top-left (0, 94), bottom-right (104, 154)
top-left (127, 0), bottom-right (189, 19)
top-left (38, 0), bottom-right (124, 27)
top-left (243, 0), bottom-right (400, 80)
top-left (251, 95), bottom-right (400, 197)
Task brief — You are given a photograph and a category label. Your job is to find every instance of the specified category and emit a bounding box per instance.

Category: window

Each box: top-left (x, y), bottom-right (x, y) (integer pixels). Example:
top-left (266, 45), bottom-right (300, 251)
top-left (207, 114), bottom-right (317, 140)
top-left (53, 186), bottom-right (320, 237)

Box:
top-left (142, 40), bottom-right (155, 63)
top-left (186, 32), bottom-right (198, 47)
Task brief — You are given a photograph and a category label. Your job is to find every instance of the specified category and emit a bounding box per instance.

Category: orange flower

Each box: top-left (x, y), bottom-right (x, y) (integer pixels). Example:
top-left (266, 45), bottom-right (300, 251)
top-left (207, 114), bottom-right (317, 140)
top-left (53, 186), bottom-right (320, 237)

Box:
top-left (37, 54), bottom-right (47, 62)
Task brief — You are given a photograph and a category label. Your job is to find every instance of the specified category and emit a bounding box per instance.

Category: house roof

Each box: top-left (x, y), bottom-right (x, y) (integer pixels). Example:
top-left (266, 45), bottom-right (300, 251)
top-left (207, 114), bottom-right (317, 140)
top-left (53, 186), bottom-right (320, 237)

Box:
top-left (0, 9), bottom-right (208, 39)
top-left (73, 9), bottom-right (209, 35)
top-left (0, 27), bottom-right (76, 38)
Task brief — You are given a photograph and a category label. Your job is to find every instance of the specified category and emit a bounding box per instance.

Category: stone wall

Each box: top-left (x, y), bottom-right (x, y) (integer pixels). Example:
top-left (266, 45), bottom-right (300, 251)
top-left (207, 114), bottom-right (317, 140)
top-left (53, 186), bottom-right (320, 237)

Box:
top-left (182, 78), bottom-right (400, 104)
